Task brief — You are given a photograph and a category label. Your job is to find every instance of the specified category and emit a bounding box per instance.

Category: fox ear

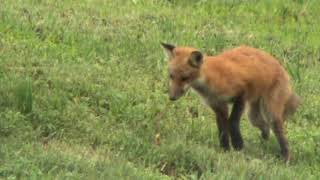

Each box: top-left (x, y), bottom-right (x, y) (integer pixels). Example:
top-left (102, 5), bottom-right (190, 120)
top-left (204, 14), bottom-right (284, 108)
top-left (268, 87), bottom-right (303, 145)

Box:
top-left (188, 51), bottom-right (203, 68)
top-left (161, 42), bottom-right (175, 58)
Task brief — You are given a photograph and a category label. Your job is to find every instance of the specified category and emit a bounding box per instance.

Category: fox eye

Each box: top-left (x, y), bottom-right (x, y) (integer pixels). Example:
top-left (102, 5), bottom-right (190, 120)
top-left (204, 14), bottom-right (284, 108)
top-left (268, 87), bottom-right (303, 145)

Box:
top-left (181, 76), bottom-right (189, 81)
top-left (169, 74), bottom-right (174, 79)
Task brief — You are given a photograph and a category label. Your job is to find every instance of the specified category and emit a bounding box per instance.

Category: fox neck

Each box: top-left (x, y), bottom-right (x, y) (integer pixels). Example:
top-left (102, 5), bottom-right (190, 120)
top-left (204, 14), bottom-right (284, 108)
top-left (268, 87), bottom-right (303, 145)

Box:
top-left (190, 76), bottom-right (213, 99)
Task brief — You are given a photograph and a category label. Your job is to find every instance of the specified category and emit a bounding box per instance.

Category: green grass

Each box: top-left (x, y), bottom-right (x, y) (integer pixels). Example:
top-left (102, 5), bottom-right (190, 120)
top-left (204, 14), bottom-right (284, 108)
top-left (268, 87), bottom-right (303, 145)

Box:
top-left (1, 0), bottom-right (320, 179)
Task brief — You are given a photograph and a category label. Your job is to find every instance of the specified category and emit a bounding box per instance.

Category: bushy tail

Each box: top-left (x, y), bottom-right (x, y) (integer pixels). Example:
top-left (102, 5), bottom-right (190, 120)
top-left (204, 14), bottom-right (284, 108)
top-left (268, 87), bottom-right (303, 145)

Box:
top-left (284, 93), bottom-right (301, 119)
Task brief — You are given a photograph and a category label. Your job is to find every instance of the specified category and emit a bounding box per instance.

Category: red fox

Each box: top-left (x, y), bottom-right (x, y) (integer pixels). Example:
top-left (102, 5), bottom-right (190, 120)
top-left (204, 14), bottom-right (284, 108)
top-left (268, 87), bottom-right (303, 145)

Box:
top-left (161, 43), bottom-right (300, 162)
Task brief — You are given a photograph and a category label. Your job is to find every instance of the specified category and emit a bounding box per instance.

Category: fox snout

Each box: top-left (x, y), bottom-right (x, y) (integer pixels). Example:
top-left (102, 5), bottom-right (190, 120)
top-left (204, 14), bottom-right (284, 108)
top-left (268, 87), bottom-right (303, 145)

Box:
top-left (169, 83), bottom-right (188, 101)
top-left (169, 95), bottom-right (178, 101)
top-left (169, 90), bottom-right (183, 101)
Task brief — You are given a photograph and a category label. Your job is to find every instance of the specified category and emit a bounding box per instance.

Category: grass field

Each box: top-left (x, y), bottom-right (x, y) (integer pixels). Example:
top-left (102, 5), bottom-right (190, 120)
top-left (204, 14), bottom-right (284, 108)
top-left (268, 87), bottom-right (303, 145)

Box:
top-left (1, 0), bottom-right (320, 179)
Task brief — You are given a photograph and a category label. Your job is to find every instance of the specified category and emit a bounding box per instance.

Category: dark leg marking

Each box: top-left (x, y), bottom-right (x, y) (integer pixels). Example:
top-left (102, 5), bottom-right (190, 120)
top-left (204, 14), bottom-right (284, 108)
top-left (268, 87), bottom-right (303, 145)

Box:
top-left (229, 96), bottom-right (245, 150)
top-left (212, 104), bottom-right (230, 150)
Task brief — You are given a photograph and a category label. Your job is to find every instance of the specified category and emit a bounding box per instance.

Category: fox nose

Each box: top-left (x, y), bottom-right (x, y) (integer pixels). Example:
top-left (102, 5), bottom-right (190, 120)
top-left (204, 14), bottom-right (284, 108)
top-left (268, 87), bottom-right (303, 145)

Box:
top-left (169, 96), bottom-right (177, 101)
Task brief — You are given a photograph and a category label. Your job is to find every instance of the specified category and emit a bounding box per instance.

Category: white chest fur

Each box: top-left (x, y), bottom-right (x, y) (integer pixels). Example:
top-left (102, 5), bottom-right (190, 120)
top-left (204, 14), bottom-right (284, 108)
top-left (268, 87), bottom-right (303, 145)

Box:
top-left (190, 78), bottom-right (233, 106)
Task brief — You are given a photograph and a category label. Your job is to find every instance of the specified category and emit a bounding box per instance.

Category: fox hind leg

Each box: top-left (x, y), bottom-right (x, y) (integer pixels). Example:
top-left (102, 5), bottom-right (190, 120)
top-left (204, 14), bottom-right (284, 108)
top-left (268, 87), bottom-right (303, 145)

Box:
top-left (248, 99), bottom-right (270, 140)
top-left (265, 90), bottom-right (291, 163)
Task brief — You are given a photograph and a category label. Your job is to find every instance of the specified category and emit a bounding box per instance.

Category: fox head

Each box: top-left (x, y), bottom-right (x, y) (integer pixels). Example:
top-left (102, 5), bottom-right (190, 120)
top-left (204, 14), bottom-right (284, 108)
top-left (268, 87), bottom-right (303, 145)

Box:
top-left (161, 43), bottom-right (204, 101)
